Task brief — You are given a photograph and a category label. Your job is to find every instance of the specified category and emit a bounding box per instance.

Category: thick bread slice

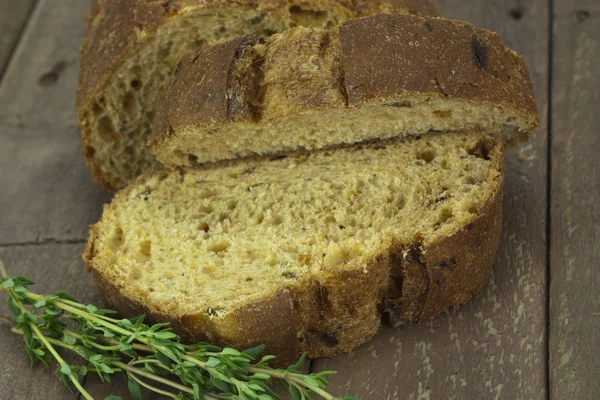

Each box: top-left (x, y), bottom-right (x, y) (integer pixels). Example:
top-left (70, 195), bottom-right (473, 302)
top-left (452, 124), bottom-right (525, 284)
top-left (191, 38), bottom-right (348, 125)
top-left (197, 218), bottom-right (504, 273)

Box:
top-left (85, 132), bottom-right (503, 365)
top-left (150, 13), bottom-right (539, 169)
top-left (78, 0), bottom-right (441, 191)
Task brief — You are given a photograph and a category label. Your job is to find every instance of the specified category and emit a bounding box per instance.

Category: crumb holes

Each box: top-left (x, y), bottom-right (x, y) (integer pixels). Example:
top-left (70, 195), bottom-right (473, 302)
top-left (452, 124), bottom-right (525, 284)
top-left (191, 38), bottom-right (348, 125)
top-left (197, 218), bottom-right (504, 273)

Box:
top-left (324, 215), bottom-right (336, 224)
top-left (392, 192), bottom-right (407, 210)
top-left (433, 110), bottom-right (452, 119)
top-left (157, 41), bottom-right (173, 59)
top-left (465, 202), bottom-right (479, 214)
top-left (577, 10), bottom-right (590, 22)
top-left (509, 8), bottom-right (524, 20)
top-left (255, 212), bottom-right (264, 225)
top-left (131, 79), bottom-right (142, 90)
top-left (129, 267), bottom-right (142, 280)
top-left (206, 307), bottom-right (225, 317)
top-left (122, 92), bottom-right (136, 116)
top-left (146, 110), bottom-right (155, 122)
top-left (386, 100), bottom-right (412, 108)
top-left (85, 146), bottom-right (95, 158)
top-left (218, 213), bottom-right (229, 222)
top-left (248, 13), bottom-right (266, 25)
top-left (139, 240), bottom-right (151, 258)
top-left (246, 277), bottom-right (253, 282)
top-left (438, 207), bottom-right (453, 225)
top-left (198, 222), bottom-right (210, 232)
top-left (269, 215), bottom-right (284, 226)
top-left (92, 102), bottom-right (103, 115)
top-left (109, 227), bottom-right (124, 250)
top-left (465, 176), bottom-right (477, 185)
top-left (227, 200), bottom-right (237, 211)
top-left (467, 139), bottom-right (494, 160)
top-left (98, 116), bottom-right (118, 142)
top-left (282, 271), bottom-right (297, 279)
top-left (416, 149), bottom-right (436, 163)
top-left (202, 265), bottom-right (216, 275)
top-left (289, 6), bottom-right (327, 18)
top-left (207, 239), bottom-right (230, 253)
top-left (136, 189), bottom-right (151, 201)
top-left (440, 159), bottom-right (449, 170)
top-left (188, 154), bottom-right (200, 166)
top-left (199, 204), bottom-right (213, 213)
top-left (199, 189), bottom-right (217, 199)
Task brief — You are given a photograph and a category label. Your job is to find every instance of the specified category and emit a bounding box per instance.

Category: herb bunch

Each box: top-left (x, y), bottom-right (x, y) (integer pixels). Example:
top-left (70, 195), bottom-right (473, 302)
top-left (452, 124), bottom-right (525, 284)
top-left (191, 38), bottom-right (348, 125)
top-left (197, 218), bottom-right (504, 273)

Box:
top-left (0, 260), bottom-right (356, 400)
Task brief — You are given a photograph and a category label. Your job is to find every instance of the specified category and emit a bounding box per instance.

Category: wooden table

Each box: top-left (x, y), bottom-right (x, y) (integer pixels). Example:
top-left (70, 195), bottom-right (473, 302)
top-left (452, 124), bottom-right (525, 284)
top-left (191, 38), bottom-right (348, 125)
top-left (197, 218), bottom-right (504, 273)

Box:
top-left (0, 0), bottom-right (597, 398)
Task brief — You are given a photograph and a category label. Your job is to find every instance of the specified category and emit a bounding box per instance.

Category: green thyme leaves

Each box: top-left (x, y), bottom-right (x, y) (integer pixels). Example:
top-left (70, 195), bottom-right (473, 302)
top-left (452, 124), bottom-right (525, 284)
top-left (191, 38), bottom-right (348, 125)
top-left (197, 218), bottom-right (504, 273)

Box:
top-left (0, 259), bottom-right (356, 400)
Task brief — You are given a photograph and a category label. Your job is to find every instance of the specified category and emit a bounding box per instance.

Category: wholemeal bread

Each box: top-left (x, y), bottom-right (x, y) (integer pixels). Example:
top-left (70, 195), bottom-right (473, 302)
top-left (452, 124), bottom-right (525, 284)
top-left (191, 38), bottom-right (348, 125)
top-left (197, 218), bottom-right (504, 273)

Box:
top-left (85, 132), bottom-right (503, 365)
top-left (150, 13), bottom-right (538, 169)
top-left (77, 0), bottom-right (441, 191)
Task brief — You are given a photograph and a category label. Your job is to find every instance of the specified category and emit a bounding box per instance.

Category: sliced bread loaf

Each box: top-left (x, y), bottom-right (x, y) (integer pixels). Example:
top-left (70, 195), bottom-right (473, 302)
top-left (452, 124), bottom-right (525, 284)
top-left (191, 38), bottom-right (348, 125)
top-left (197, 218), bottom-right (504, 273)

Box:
top-left (150, 13), bottom-right (539, 169)
top-left (85, 132), bottom-right (503, 364)
top-left (78, 0), bottom-right (441, 191)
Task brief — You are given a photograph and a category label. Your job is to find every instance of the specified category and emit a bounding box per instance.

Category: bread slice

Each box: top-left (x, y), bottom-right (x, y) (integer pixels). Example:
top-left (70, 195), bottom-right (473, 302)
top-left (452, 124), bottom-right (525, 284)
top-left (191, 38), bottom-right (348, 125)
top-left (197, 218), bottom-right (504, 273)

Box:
top-left (85, 132), bottom-right (503, 365)
top-left (150, 13), bottom-right (538, 170)
top-left (77, 0), bottom-right (441, 191)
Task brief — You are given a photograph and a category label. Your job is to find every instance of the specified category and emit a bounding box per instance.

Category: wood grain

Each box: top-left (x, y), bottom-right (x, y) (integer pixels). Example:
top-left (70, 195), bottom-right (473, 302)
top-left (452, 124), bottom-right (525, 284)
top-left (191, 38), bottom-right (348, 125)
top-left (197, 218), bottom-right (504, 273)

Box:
top-left (0, 0), bottom-right (111, 246)
top-left (0, 0), bottom-right (36, 78)
top-left (0, 243), bottom-right (101, 400)
top-left (312, 1), bottom-right (550, 398)
top-left (550, 1), bottom-right (600, 398)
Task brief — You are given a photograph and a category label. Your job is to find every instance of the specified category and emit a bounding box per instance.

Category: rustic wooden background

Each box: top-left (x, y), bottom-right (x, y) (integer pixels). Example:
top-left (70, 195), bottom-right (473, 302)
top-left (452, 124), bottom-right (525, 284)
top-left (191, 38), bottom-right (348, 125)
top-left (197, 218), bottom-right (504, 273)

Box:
top-left (0, 0), bottom-right (598, 399)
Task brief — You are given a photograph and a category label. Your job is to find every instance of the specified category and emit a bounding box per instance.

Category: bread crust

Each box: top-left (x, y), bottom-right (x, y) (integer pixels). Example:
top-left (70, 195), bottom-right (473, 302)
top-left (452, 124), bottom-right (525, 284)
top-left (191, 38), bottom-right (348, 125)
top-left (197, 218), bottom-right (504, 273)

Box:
top-left (78, 0), bottom-right (441, 191)
top-left (151, 13), bottom-right (538, 166)
top-left (84, 139), bottom-right (504, 363)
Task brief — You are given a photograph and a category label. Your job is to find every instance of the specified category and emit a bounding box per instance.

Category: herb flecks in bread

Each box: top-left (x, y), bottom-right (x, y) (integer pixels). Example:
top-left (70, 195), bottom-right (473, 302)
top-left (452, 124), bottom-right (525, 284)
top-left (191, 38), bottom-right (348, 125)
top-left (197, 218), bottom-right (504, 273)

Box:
top-left (150, 13), bottom-right (538, 169)
top-left (78, 0), bottom-right (441, 191)
top-left (85, 132), bottom-right (504, 361)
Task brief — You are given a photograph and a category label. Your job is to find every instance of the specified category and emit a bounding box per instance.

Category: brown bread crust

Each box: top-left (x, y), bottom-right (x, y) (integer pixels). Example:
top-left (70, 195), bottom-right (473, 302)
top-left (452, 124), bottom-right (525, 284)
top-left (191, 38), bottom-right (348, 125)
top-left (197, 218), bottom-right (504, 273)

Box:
top-left (78, 0), bottom-right (441, 191)
top-left (84, 141), bottom-right (504, 363)
top-left (150, 13), bottom-right (538, 164)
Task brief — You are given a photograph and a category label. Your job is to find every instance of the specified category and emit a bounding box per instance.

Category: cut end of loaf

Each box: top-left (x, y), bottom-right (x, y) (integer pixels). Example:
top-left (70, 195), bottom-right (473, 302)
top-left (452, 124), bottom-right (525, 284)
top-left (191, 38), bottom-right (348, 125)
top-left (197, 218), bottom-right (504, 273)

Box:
top-left (150, 13), bottom-right (539, 169)
top-left (152, 94), bottom-right (531, 168)
top-left (79, 1), bottom-right (442, 190)
top-left (86, 132), bottom-right (503, 357)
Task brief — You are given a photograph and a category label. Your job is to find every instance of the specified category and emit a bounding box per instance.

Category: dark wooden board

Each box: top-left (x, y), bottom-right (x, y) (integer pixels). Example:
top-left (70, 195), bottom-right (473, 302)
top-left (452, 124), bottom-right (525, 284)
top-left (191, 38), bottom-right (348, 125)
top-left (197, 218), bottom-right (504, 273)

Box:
top-left (0, 0), bottom-right (37, 78)
top-left (549, 1), bottom-right (600, 398)
top-left (0, 0), bottom-right (111, 246)
top-left (0, 243), bottom-right (101, 400)
top-left (312, 1), bottom-right (550, 398)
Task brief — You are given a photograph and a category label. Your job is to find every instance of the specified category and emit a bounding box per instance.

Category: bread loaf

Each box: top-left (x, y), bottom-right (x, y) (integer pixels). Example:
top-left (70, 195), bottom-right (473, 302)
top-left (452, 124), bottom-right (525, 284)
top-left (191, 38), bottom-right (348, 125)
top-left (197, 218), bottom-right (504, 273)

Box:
top-left (77, 0), bottom-right (441, 190)
top-left (150, 13), bottom-right (539, 170)
top-left (85, 132), bottom-right (503, 365)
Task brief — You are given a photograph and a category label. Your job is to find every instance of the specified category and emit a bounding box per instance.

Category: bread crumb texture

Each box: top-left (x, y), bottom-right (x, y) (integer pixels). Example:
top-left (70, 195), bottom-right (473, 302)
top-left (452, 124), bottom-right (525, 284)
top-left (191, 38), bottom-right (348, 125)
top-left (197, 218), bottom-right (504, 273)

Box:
top-left (151, 13), bottom-right (539, 169)
top-left (78, 1), bottom-right (440, 190)
top-left (86, 132), bottom-right (503, 357)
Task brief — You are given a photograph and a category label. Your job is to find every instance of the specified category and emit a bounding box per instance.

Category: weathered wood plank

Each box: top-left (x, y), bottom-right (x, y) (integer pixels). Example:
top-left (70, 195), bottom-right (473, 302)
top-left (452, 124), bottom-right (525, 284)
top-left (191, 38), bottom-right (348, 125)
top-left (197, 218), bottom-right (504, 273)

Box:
top-left (550, 1), bottom-right (600, 398)
top-left (0, 0), bottom-right (36, 78)
top-left (0, 0), bottom-right (111, 245)
top-left (0, 243), bottom-right (100, 400)
top-left (312, 1), bottom-right (550, 398)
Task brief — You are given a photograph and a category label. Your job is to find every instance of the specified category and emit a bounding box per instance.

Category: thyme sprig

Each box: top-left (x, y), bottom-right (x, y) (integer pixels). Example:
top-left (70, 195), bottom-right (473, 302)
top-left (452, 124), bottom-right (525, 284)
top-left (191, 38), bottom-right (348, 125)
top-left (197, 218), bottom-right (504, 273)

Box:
top-left (0, 259), bottom-right (356, 400)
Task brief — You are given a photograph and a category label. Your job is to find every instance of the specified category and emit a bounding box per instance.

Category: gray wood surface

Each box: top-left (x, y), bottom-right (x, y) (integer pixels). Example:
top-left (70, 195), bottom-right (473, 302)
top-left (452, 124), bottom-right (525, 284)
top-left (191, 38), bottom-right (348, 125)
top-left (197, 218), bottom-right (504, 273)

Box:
top-left (0, 243), bottom-right (101, 400)
top-left (0, 0), bottom-right (111, 246)
top-left (549, 0), bottom-right (600, 398)
top-left (2, 0), bottom-right (599, 399)
top-left (313, 1), bottom-right (550, 398)
top-left (0, 0), bottom-right (36, 77)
